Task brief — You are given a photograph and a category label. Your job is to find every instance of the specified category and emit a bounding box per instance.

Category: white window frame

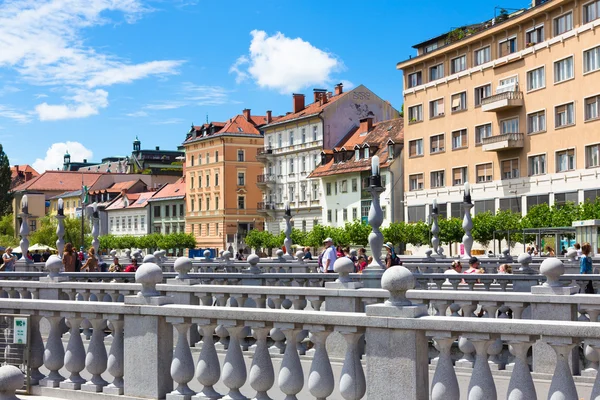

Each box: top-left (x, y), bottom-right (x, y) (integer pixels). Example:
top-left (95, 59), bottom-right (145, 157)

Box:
top-left (429, 97), bottom-right (445, 118)
top-left (525, 24), bottom-right (545, 46)
top-left (408, 138), bottom-right (424, 158)
top-left (430, 170), bottom-right (445, 189)
top-left (451, 166), bottom-right (468, 186)
top-left (583, 45), bottom-right (600, 75)
top-left (451, 128), bottom-right (468, 150)
top-left (429, 133), bottom-right (445, 154)
top-left (498, 36), bottom-right (518, 57)
top-left (554, 55), bottom-right (575, 84)
top-left (526, 65), bottom-right (546, 92)
top-left (475, 123), bottom-right (493, 145)
top-left (584, 94), bottom-right (600, 121)
top-left (474, 83), bottom-right (492, 107)
top-left (408, 104), bottom-right (423, 122)
top-left (554, 101), bottom-right (575, 128)
top-left (473, 45), bottom-right (491, 66)
top-left (500, 158), bottom-right (520, 180)
top-left (527, 109), bottom-right (547, 134)
top-left (497, 74), bottom-right (519, 93)
top-left (555, 148), bottom-right (576, 173)
top-left (475, 162), bottom-right (493, 183)
top-left (553, 11), bottom-right (573, 36)
top-left (429, 63), bottom-right (445, 81)
top-left (583, 0), bottom-right (600, 23)
top-left (500, 116), bottom-right (520, 134)
top-left (408, 173), bottom-right (424, 191)
top-left (585, 142), bottom-right (600, 168)
top-left (528, 153), bottom-right (547, 176)
top-left (450, 54), bottom-right (467, 74)
top-left (450, 91), bottom-right (467, 113)
top-left (407, 71), bottom-right (423, 88)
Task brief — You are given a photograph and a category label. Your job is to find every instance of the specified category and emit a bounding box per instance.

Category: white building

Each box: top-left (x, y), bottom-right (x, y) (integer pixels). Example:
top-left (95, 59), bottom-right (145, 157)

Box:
top-left (105, 191), bottom-right (154, 237)
top-left (257, 83), bottom-right (400, 233)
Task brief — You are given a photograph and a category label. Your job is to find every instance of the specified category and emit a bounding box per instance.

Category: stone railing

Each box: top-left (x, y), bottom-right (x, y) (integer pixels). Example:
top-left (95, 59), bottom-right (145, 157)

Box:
top-left (3, 263), bottom-right (600, 399)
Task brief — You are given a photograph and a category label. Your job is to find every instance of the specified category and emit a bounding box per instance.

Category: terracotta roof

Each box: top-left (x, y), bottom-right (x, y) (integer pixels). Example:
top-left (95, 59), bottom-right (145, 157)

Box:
top-left (110, 180), bottom-right (144, 192)
top-left (185, 113), bottom-right (273, 144)
top-left (308, 118), bottom-right (404, 178)
top-left (106, 191), bottom-right (154, 211)
top-left (11, 165), bottom-right (39, 179)
top-left (263, 91), bottom-right (349, 127)
top-left (148, 178), bottom-right (185, 201)
top-left (12, 171), bottom-right (105, 193)
top-left (220, 115), bottom-right (262, 135)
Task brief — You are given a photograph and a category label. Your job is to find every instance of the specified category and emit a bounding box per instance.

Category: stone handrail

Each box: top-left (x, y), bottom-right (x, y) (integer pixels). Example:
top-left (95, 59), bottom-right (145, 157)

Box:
top-left (480, 90), bottom-right (523, 105)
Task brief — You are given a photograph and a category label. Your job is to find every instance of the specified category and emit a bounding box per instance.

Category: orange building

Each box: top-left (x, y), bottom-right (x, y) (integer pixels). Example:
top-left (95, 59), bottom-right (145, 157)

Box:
top-left (183, 109), bottom-right (270, 253)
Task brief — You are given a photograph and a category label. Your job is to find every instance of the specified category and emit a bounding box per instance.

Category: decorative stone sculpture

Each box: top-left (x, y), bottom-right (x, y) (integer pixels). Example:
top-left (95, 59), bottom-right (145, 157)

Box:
top-left (462, 182), bottom-right (474, 259)
top-left (135, 262), bottom-right (163, 297)
top-left (56, 198), bottom-right (66, 258)
top-left (517, 253), bottom-right (533, 273)
top-left (365, 156), bottom-right (385, 270)
top-left (565, 248), bottom-right (578, 262)
top-left (124, 249), bottom-right (131, 261)
top-left (143, 254), bottom-right (157, 264)
top-left (381, 265), bottom-right (415, 306)
top-left (109, 250), bottom-right (117, 258)
top-left (275, 249), bottom-right (286, 263)
top-left (247, 254), bottom-right (261, 274)
top-left (333, 257), bottom-right (355, 284)
top-left (45, 255), bottom-right (63, 279)
top-left (0, 365), bottom-right (24, 400)
top-left (282, 202), bottom-right (294, 260)
top-left (17, 195), bottom-right (32, 265)
top-left (499, 248), bottom-right (513, 262)
top-left (91, 202), bottom-right (100, 261)
top-left (203, 249), bottom-right (212, 262)
top-left (295, 250), bottom-right (305, 264)
top-left (540, 258), bottom-right (565, 287)
top-left (173, 257), bottom-right (192, 280)
top-left (431, 199), bottom-right (441, 256)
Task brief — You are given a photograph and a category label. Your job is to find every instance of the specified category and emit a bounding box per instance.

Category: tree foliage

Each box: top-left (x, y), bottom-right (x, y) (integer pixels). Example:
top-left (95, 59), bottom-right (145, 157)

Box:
top-left (29, 216), bottom-right (91, 249)
top-left (0, 145), bottom-right (12, 216)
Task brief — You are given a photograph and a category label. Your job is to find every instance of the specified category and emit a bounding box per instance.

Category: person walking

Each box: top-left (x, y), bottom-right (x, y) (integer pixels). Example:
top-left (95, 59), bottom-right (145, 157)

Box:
top-left (81, 248), bottom-right (99, 272)
top-left (322, 238), bottom-right (337, 273)
top-left (580, 242), bottom-right (594, 294)
top-left (62, 243), bottom-right (77, 273)
top-left (1, 247), bottom-right (17, 272)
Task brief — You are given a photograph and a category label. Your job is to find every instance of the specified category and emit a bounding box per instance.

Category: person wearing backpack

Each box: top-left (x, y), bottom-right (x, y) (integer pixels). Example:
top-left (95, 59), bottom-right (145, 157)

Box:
top-left (580, 242), bottom-right (594, 294)
top-left (384, 242), bottom-right (401, 268)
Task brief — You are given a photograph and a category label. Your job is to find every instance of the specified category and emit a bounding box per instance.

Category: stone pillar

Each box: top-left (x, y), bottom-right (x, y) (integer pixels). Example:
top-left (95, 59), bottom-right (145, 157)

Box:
top-left (512, 253), bottom-right (539, 292)
top-left (124, 262), bottom-right (174, 398)
top-left (530, 258), bottom-right (579, 375)
top-left (362, 165), bottom-right (386, 288)
top-left (365, 266), bottom-right (429, 400)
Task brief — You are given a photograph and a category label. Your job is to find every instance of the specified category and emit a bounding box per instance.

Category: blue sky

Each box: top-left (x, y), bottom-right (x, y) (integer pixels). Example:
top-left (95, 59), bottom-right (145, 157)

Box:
top-left (0, 0), bottom-right (528, 171)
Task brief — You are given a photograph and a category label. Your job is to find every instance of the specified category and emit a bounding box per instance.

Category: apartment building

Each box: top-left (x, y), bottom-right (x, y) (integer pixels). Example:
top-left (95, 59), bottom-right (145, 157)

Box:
top-left (257, 83), bottom-right (399, 233)
top-left (397, 0), bottom-right (600, 223)
top-left (105, 191), bottom-right (155, 237)
top-left (308, 117), bottom-right (404, 228)
top-left (147, 178), bottom-right (186, 235)
top-left (183, 110), bottom-right (267, 253)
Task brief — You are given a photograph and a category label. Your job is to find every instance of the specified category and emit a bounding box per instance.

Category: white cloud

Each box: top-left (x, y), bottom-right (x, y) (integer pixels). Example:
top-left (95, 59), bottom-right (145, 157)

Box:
top-left (0, 0), bottom-right (184, 120)
top-left (35, 89), bottom-right (108, 121)
top-left (32, 141), bottom-right (93, 172)
top-left (153, 118), bottom-right (184, 125)
top-left (340, 80), bottom-right (355, 90)
top-left (34, 93), bottom-right (49, 99)
top-left (0, 86), bottom-right (21, 96)
top-left (126, 110), bottom-right (148, 117)
top-left (231, 30), bottom-right (343, 93)
top-left (0, 105), bottom-right (32, 123)
top-left (183, 84), bottom-right (234, 106)
top-left (144, 101), bottom-right (187, 110)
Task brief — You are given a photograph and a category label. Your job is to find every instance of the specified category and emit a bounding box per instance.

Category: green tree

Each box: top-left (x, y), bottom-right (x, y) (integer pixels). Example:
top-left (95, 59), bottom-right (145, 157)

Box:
top-left (0, 145), bottom-right (12, 215)
top-left (472, 212), bottom-right (496, 247)
top-left (0, 214), bottom-right (14, 236)
top-left (306, 224), bottom-right (328, 248)
top-left (550, 202), bottom-right (579, 227)
top-left (170, 233), bottom-right (197, 250)
top-left (344, 220), bottom-right (371, 246)
top-left (382, 222), bottom-right (407, 246)
top-left (579, 199), bottom-right (600, 220)
top-left (245, 229), bottom-right (266, 251)
top-left (521, 203), bottom-right (552, 228)
top-left (438, 217), bottom-right (463, 254)
top-left (290, 228), bottom-right (308, 247)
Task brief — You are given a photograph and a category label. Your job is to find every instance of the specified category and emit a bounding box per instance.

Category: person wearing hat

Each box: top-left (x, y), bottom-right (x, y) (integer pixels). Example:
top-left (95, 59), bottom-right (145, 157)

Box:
top-left (464, 257), bottom-right (480, 274)
top-left (322, 237), bottom-right (337, 273)
top-left (384, 242), bottom-right (401, 268)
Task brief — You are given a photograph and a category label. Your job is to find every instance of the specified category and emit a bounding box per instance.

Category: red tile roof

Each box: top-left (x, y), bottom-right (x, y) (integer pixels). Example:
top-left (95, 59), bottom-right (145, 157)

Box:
top-left (264, 91), bottom-right (349, 127)
top-left (220, 115), bottom-right (262, 135)
top-left (185, 113), bottom-right (277, 144)
top-left (12, 171), bottom-right (105, 193)
top-left (105, 191), bottom-right (155, 210)
top-left (10, 165), bottom-right (39, 179)
top-left (308, 118), bottom-right (404, 178)
top-left (149, 178), bottom-right (185, 200)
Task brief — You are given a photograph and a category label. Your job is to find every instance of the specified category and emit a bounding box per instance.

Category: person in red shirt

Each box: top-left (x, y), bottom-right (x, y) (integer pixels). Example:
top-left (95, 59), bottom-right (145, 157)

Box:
top-left (124, 258), bottom-right (138, 273)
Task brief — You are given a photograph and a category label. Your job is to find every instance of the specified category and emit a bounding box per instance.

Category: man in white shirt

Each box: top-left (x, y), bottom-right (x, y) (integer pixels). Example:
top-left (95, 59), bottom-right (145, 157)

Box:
top-left (322, 237), bottom-right (337, 273)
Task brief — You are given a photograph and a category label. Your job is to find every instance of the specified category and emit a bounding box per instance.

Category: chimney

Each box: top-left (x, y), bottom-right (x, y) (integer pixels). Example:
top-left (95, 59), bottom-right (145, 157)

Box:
top-left (360, 116), bottom-right (374, 133)
top-left (327, 92), bottom-right (332, 99)
top-left (320, 92), bottom-right (329, 106)
top-left (266, 110), bottom-right (272, 124)
top-left (313, 89), bottom-right (327, 103)
top-left (292, 93), bottom-right (305, 113)
top-left (243, 108), bottom-right (251, 121)
top-left (156, 146), bottom-right (160, 151)
top-left (334, 83), bottom-right (343, 96)
top-left (83, 159), bottom-right (87, 163)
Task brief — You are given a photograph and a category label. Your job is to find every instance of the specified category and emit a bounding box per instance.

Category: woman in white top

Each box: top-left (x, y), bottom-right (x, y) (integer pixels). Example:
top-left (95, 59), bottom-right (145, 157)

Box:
top-left (2, 247), bottom-right (17, 272)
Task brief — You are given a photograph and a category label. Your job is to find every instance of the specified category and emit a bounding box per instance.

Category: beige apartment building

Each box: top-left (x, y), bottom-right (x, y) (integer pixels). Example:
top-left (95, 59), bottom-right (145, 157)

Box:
top-left (397, 0), bottom-right (600, 223)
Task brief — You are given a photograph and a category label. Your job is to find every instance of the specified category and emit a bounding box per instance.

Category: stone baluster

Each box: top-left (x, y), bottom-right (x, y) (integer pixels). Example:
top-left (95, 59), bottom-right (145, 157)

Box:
top-left (456, 337), bottom-right (475, 368)
top-left (220, 322), bottom-right (248, 399)
top-left (583, 308), bottom-right (600, 323)
top-left (60, 314), bottom-right (86, 390)
top-left (104, 317), bottom-right (125, 395)
top-left (432, 301), bottom-right (450, 316)
top-left (459, 302), bottom-right (477, 317)
top-left (277, 323), bottom-right (304, 400)
top-left (449, 303), bottom-right (461, 317)
top-left (248, 323), bottom-right (275, 400)
top-left (306, 296), bottom-right (324, 312)
top-left (487, 338), bottom-right (505, 370)
top-left (27, 313), bottom-right (46, 385)
top-left (584, 343), bottom-right (600, 378)
top-left (81, 314), bottom-right (108, 392)
top-left (248, 294), bottom-right (267, 309)
top-left (196, 293), bottom-right (214, 306)
top-left (339, 328), bottom-right (366, 400)
top-left (429, 333), bottom-right (459, 400)
top-left (193, 320), bottom-right (222, 400)
top-left (588, 341), bottom-right (600, 399)
top-left (305, 325), bottom-right (334, 400)
top-left (481, 302), bottom-right (499, 318)
top-left (505, 303), bottom-right (525, 319)
top-left (269, 328), bottom-right (286, 355)
top-left (40, 313), bottom-right (65, 387)
top-left (215, 324), bottom-right (230, 351)
top-left (546, 338), bottom-right (579, 399)
top-left (167, 318), bottom-right (195, 400)
top-left (504, 335), bottom-right (537, 400)
top-left (465, 334), bottom-right (497, 400)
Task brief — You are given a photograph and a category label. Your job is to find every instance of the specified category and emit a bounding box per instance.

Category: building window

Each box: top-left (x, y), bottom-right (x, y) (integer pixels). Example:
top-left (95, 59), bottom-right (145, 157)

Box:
top-left (497, 76), bottom-right (518, 93)
top-left (340, 180), bottom-right (348, 193)
top-left (450, 203), bottom-right (462, 219)
top-left (278, 133), bottom-right (282, 148)
top-left (452, 167), bottom-right (467, 186)
top-left (407, 71), bottom-right (422, 88)
top-left (554, 56), bottom-right (574, 83)
top-left (527, 110), bottom-right (546, 134)
top-left (407, 206), bottom-right (426, 223)
top-left (190, 175), bottom-right (194, 189)
top-left (430, 170), bottom-right (445, 188)
top-left (215, 151), bottom-right (219, 162)
top-left (474, 84), bottom-right (491, 106)
top-left (206, 174), bottom-right (210, 187)
top-left (585, 95), bottom-right (600, 121)
top-left (179, 204), bottom-right (184, 216)
top-left (501, 158), bottom-right (520, 179)
top-left (312, 183), bottom-right (319, 199)
top-left (364, 147), bottom-right (370, 158)
top-left (525, 25), bottom-right (544, 46)
top-left (428, 99), bottom-right (444, 119)
top-left (527, 194), bottom-right (549, 211)
top-left (301, 156), bottom-right (306, 172)
top-left (206, 153), bottom-right (209, 163)
top-left (476, 163), bottom-right (493, 182)
top-left (451, 129), bottom-right (467, 150)
top-left (327, 210), bottom-right (332, 223)
top-left (289, 130), bottom-right (294, 145)
top-left (451, 92), bottom-right (467, 113)
top-left (450, 55), bottom-right (466, 74)
top-left (343, 208), bottom-right (348, 221)
top-left (474, 199), bottom-right (495, 215)
top-left (586, 144), bottom-right (600, 168)
top-left (352, 208), bottom-right (358, 220)
top-left (237, 172), bottom-right (245, 186)
top-left (154, 225), bottom-right (161, 234)
top-left (154, 205), bottom-right (160, 218)
top-left (237, 150), bottom-right (245, 162)
top-left (128, 217), bottom-right (132, 230)
top-left (554, 12), bottom-right (573, 35)
top-left (584, 0), bottom-right (600, 23)
top-left (354, 149), bottom-right (360, 161)
top-left (555, 192), bottom-right (579, 207)
top-left (498, 36), bottom-right (517, 57)
top-left (301, 128), bottom-right (306, 143)
top-left (289, 159), bottom-right (295, 174)
top-left (190, 155), bottom-right (194, 166)
top-left (429, 63), bottom-right (444, 81)
top-left (430, 134), bottom-right (445, 154)
top-left (556, 149), bottom-right (575, 172)
top-left (198, 176), bottom-right (202, 188)
top-left (198, 198), bottom-right (202, 211)
top-left (474, 46), bottom-right (491, 66)
top-left (191, 198), bottom-right (195, 212)
top-left (238, 196), bottom-right (245, 209)
top-left (409, 173), bottom-right (424, 191)
top-left (172, 204), bottom-right (176, 217)
top-left (215, 197), bottom-right (219, 210)
top-left (527, 66), bottom-right (545, 91)
top-left (501, 117), bottom-right (519, 134)
top-left (289, 184), bottom-right (295, 201)
top-left (409, 139), bottom-right (423, 157)
top-left (134, 217), bottom-right (138, 230)
top-left (475, 124), bottom-right (492, 144)
top-left (300, 183), bottom-right (307, 201)
top-left (408, 104), bottom-right (423, 123)
top-left (584, 46), bottom-right (600, 74)
top-left (165, 205), bottom-right (170, 217)
top-left (528, 154), bottom-right (547, 176)
top-left (424, 42), bottom-right (438, 53)
top-left (312, 126), bottom-right (318, 141)
top-left (499, 198), bottom-right (521, 214)
top-left (555, 103), bottom-right (575, 128)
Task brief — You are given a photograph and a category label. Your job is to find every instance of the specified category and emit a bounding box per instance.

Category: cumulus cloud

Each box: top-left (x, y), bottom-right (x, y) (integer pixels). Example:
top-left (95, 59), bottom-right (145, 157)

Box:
top-left (32, 141), bottom-right (93, 172)
top-left (35, 89), bottom-right (108, 121)
top-left (0, 105), bottom-right (32, 123)
top-left (231, 30), bottom-right (343, 93)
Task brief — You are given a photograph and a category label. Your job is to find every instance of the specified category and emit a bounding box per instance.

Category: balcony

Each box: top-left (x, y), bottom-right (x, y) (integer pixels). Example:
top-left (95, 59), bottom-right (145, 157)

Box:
top-left (481, 133), bottom-right (524, 152)
top-left (257, 201), bottom-right (277, 214)
top-left (256, 147), bottom-right (273, 162)
top-left (256, 174), bottom-right (276, 188)
top-left (481, 91), bottom-right (524, 112)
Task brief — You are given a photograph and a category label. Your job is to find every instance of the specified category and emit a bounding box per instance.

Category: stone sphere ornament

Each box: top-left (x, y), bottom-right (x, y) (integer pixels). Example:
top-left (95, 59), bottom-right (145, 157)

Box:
top-left (334, 257), bottom-right (355, 283)
top-left (540, 258), bottom-right (565, 287)
top-left (0, 365), bottom-right (24, 399)
top-left (45, 255), bottom-right (63, 277)
top-left (174, 257), bottom-right (193, 279)
top-left (143, 254), bottom-right (157, 264)
top-left (381, 265), bottom-right (415, 306)
top-left (135, 262), bottom-right (163, 297)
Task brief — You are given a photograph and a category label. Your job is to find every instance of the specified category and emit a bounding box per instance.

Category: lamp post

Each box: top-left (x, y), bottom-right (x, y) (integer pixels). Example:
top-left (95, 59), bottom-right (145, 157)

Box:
top-left (365, 156), bottom-right (386, 271)
top-left (462, 182), bottom-right (474, 259)
top-left (431, 198), bottom-right (441, 256)
top-left (91, 202), bottom-right (100, 261)
top-left (282, 202), bottom-right (293, 260)
top-left (17, 195), bottom-right (33, 266)
top-left (56, 198), bottom-right (65, 258)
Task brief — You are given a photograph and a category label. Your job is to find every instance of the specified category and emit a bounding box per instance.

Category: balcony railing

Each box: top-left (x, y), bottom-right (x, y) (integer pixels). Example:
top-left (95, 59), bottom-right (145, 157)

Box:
top-left (256, 174), bottom-right (276, 185)
top-left (257, 201), bottom-right (277, 211)
top-left (256, 147), bottom-right (273, 157)
top-left (481, 132), bottom-right (525, 152)
top-left (481, 91), bottom-right (524, 112)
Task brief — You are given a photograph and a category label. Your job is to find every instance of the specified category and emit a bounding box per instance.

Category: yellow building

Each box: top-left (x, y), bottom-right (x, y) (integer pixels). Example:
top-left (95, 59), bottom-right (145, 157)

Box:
top-left (397, 0), bottom-right (600, 223)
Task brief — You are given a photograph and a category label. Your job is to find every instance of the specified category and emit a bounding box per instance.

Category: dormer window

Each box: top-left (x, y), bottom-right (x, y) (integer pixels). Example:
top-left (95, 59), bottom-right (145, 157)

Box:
top-left (321, 153), bottom-right (327, 165)
top-left (388, 144), bottom-right (394, 159)
top-left (355, 149), bottom-right (360, 161)
top-left (364, 147), bottom-right (370, 158)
